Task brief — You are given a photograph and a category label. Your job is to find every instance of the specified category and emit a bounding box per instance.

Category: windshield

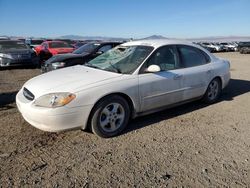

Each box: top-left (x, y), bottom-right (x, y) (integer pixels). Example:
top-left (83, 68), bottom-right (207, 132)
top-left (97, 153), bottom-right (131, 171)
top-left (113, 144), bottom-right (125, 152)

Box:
top-left (0, 41), bottom-right (29, 51)
top-left (85, 45), bottom-right (154, 74)
top-left (73, 43), bottom-right (101, 54)
top-left (49, 42), bottom-right (72, 48)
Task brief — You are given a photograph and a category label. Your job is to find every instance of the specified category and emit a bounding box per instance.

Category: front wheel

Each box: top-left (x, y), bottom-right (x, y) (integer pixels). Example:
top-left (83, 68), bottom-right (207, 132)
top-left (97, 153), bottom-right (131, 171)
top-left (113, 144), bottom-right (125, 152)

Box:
top-left (90, 95), bottom-right (130, 138)
top-left (203, 78), bottom-right (222, 104)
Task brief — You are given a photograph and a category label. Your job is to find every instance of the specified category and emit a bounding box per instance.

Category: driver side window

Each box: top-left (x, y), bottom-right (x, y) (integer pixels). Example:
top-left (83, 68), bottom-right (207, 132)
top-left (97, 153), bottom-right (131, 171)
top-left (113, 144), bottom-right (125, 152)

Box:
top-left (147, 45), bottom-right (179, 71)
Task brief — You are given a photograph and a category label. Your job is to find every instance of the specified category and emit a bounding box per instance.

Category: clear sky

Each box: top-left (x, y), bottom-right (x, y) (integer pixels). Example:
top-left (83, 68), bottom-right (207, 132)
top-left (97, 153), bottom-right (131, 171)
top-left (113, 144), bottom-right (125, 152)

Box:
top-left (0, 0), bottom-right (250, 38)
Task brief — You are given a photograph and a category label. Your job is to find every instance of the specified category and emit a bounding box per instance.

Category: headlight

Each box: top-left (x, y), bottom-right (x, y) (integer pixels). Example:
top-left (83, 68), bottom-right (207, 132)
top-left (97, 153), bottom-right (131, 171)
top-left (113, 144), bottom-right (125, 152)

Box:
top-left (52, 62), bottom-right (65, 69)
top-left (34, 92), bottom-right (76, 108)
top-left (0, 53), bottom-right (13, 59)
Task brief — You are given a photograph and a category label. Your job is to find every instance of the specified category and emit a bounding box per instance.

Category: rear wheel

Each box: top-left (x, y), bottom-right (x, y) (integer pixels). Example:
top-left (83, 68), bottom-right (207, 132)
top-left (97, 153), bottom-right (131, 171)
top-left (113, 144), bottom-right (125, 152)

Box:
top-left (90, 95), bottom-right (130, 138)
top-left (203, 78), bottom-right (222, 104)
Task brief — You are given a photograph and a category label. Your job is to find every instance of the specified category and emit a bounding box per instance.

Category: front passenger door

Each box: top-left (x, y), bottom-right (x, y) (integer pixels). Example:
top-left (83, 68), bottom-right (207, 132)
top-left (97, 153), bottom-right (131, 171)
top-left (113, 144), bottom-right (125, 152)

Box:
top-left (138, 45), bottom-right (185, 112)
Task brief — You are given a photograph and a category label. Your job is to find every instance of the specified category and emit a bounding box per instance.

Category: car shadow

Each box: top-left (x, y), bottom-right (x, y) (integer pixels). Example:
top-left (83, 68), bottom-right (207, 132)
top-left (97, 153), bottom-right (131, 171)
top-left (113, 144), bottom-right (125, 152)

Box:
top-left (123, 78), bottom-right (250, 135)
top-left (0, 91), bottom-right (18, 110)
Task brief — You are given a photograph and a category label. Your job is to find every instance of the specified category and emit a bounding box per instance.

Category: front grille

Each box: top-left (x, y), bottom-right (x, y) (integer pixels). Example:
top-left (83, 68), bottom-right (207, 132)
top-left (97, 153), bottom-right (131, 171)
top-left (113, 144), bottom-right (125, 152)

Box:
top-left (23, 87), bottom-right (35, 101)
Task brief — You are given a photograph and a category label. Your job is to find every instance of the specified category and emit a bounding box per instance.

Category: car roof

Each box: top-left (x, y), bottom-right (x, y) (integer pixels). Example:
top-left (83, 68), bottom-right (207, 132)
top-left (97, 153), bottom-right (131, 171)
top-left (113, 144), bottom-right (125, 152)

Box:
top-left (122, 39), bottom-right (195, 48)
top-left (0, 40), bottom-right (24, 43)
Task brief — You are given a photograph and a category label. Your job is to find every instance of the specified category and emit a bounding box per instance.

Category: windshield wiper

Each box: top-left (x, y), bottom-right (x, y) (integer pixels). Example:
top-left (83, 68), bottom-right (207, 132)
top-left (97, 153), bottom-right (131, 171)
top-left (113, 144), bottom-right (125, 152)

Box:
top-left (108, 61), bottom-right (122, 73)
top-left (84, 63), bottom-right (100, 69)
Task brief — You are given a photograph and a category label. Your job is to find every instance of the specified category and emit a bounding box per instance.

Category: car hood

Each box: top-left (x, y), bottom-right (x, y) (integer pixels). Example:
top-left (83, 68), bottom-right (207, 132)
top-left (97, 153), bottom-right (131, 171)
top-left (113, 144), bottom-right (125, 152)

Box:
top-left (45, 52), bottom-right (89, 64)
top-left (23, 65), bottom-right (122, 97)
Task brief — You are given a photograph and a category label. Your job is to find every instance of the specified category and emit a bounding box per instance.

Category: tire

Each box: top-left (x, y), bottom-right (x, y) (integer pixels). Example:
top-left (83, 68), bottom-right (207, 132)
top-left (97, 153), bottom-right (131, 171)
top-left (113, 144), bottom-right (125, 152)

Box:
top-left (203, 78), bottom-right (222, 104)
top-left (90, 95), bottom-right (130, 138)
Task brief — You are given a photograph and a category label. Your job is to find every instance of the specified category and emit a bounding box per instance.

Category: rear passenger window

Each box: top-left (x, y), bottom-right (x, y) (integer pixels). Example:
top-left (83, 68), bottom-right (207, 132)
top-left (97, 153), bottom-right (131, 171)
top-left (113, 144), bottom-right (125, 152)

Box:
top-left (178, 46), bottom-right (208, 68)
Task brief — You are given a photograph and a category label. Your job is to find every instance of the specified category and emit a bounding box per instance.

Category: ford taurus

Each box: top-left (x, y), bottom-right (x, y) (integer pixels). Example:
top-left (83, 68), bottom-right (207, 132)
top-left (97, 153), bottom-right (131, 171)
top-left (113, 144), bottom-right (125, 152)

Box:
top-left (16, 39), bottom-right (230, 138)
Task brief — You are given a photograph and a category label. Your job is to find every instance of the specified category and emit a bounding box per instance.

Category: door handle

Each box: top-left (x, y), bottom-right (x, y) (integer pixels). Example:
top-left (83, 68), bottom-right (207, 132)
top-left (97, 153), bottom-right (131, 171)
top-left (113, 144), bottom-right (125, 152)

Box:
top-left (174, 74), bottom-right (183, 80)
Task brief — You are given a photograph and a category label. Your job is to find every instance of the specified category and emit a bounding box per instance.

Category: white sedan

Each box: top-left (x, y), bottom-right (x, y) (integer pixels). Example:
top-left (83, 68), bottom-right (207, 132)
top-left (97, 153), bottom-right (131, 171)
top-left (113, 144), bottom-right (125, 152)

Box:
top-left (16, 39), bottom-right (230, 138)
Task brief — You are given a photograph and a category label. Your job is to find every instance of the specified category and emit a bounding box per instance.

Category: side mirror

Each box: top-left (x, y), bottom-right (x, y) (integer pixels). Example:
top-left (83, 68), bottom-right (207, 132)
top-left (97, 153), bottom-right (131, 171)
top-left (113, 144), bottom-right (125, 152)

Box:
top-left (145, 65), bottom-right (161, 73)
top-left (96, 51), bottom-right (103, 55)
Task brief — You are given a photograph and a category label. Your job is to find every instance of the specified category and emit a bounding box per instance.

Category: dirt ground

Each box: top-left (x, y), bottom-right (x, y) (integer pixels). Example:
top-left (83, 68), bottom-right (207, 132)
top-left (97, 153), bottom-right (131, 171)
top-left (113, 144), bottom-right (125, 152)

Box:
top-left (0, 52), bottom-right (250, 187)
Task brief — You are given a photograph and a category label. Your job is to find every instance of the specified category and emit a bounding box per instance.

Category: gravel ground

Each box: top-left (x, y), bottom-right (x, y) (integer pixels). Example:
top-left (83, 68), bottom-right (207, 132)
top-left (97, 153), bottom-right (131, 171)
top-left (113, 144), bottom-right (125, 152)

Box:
top-left (0, 52), bottom-right (250, 187)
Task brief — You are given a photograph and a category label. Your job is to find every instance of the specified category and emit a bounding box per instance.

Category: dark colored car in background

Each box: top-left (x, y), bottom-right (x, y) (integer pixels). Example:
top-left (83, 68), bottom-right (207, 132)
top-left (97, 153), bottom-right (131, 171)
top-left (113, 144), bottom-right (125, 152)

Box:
top-left (73, 41), bottom-right (88, 49)
top-left (73, 40), bottom-right (102, 49)
top-left (35, 41), bottom-right (75, 62)
top-left (238, 42), bottom-right (250, 54)
top-left (0, 40), bottom-right (38, 67)
top-left (25, 38), bottom-right (45, 49)
top-left (41, 41), bottom-right (122, 72)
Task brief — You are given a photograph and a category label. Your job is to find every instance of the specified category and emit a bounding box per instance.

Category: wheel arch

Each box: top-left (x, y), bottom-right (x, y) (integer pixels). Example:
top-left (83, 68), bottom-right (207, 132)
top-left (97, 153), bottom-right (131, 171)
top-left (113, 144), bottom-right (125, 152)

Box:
top-left (213, 76), bottom-right (222, 86)
top-left (86, 92), bottom-right (136, 130)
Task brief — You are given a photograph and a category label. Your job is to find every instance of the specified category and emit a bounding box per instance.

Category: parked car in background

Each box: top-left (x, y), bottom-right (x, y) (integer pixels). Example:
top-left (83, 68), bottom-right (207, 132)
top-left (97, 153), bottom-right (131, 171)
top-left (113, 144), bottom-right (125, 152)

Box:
top-left (15, 38), bottom-right (26, 43)
top-left (17, 39), bottom-right (230, 138)
top-left (196, 42), bottom-right (215, 52)
top-left (0, 40), bottom-right (38, 67)
top-left (35, 41), bottom-right (75, 62)
top-left (201, 42), bottom-right (222, 52)
top-left (73, 41), bottom-right (88, 49)
top-left (41, 41), bottom-right (122, 72)
top-left (25, 38), bottom-right (45, 49)
top-left (220, 42), bottom-right (237, 52)
top-left (238, 42), bottom-right (250, 54)
top-left (213, 42), bottom-right (227, 52)
top-left (53, 39), bottom-right (76, 46)
top-left (0, 36), bottom-right (11, 40)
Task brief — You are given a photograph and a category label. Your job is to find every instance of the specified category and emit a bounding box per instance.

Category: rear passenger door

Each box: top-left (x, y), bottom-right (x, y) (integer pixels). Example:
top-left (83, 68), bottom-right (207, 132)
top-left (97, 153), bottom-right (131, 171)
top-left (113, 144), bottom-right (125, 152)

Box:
top-left (177, 45), bottom-right (212, 100)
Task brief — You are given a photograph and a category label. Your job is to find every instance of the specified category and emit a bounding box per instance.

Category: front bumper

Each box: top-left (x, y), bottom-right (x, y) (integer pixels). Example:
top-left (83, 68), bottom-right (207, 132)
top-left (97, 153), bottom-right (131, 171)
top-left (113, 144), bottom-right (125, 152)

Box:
top-left (41, 64), bottom-right (64, 73)
top-left (16, 89), bottom-right (93, 132)
top-left (0, 57), bottom-right (39, 67)
top-left (41, 64), bottom-right (53, 73)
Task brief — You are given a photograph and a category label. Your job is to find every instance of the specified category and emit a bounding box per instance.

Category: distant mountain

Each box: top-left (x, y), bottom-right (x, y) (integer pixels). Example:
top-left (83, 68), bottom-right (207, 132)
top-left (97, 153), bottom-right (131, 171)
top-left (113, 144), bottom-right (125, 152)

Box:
top-left (59, 34), bottom-right (169, 41)
top-left (2, 34), bottom-right (250, 42)
top-left (140, 35), bottom-right (168, 40)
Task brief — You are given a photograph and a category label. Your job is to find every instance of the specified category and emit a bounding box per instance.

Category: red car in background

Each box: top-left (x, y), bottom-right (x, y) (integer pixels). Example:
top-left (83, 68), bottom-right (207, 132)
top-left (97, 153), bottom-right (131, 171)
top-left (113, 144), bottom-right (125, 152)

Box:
top-left (35, 41), bottom-right (75, 62)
